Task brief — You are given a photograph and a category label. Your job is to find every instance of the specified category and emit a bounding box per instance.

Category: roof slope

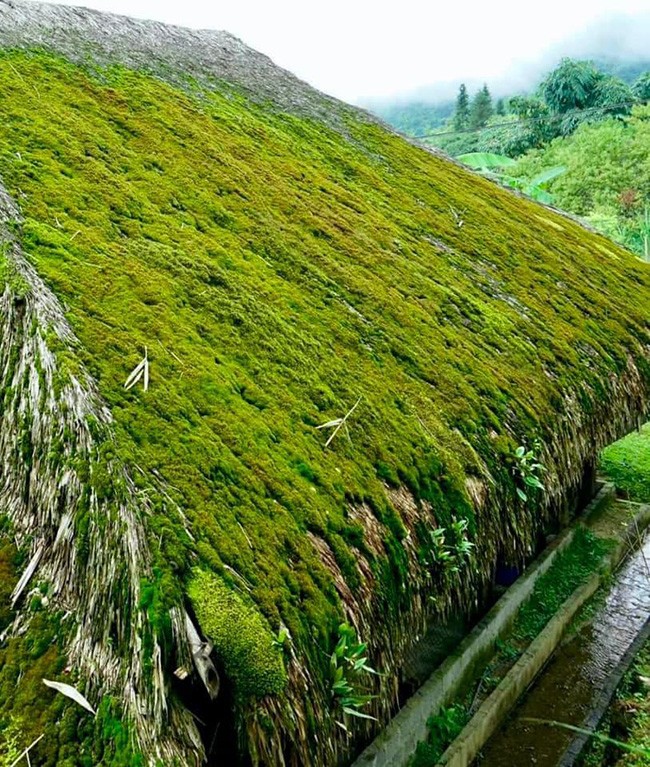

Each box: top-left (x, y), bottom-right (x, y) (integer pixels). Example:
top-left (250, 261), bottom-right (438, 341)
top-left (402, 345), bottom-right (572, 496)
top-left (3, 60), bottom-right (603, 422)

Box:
top-left (0, 3), bottom-right (649, 766)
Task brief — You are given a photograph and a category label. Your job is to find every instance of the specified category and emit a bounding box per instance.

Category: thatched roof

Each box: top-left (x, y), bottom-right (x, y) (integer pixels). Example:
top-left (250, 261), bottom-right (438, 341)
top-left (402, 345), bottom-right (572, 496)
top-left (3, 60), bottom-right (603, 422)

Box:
top-left (0, 2), bottom-right (649, 765)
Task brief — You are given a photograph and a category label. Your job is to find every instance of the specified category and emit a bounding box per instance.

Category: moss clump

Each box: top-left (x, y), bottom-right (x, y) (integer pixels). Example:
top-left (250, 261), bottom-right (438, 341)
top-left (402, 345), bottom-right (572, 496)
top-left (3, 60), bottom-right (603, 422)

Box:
top-left (600, 423), bottom-right (650, 502)
top-left (188, 570), bottom-right (287, 701)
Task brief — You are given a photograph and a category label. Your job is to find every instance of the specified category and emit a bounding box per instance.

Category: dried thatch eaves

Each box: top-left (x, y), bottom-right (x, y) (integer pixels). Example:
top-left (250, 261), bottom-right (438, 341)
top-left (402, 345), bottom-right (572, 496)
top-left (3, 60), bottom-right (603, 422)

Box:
top-left (0, 2), bottom-right (649, 766)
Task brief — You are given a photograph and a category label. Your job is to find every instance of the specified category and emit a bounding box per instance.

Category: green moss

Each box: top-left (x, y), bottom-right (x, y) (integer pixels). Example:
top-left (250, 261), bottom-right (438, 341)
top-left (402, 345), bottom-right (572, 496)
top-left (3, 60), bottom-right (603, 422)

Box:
top-left (0, 45), bottom-right (648, 762)
top-left (0, 246), bottom-right (28, 297)
top-left (600, 423), bottom-right (650, 502)
top-left (188, 569), bottom-right (287, 701)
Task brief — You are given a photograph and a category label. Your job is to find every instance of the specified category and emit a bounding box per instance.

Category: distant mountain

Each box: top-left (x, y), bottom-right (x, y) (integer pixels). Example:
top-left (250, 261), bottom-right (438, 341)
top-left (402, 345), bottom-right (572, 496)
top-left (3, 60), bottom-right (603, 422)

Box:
top-left (371, 100), bottom-right (454, 137)
top-left (369, 12), bottom-right (650, 135)
top-left (594, 56), bottom-right (650, 85)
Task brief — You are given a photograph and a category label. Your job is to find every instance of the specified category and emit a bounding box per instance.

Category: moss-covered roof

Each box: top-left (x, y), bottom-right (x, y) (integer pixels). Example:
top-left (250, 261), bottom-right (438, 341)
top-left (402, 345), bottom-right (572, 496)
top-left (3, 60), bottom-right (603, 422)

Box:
top-left (0, 4), bottom-right (649, 766)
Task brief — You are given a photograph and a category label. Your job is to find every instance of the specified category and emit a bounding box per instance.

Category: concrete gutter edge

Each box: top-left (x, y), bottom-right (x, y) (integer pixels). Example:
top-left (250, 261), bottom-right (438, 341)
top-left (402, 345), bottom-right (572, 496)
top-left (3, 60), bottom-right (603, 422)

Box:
top-left (438, 500), bottom-right (650, 767)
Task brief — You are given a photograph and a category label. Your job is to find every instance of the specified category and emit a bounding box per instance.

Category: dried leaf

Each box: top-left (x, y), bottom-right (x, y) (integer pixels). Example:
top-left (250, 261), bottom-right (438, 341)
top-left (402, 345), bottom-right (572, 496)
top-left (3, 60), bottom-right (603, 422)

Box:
top-left (316, 418), bottom-right (343, 430)
top-left (124, 359), bottom-right (146, 390)
top-left (125, 348), bottom-right (150, 392)
top-left (43, 679), bottom-right (96, 715)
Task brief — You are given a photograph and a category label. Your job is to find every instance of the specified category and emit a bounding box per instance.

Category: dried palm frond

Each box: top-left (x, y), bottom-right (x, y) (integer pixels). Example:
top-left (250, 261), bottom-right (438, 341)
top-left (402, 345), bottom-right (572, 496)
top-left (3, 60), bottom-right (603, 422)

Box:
top-left (42, 679), bottom-right (96, 715)
top-left (125, 347), bottom-right (149, 392)
top-left (316, 398), bottom-right (361, 448)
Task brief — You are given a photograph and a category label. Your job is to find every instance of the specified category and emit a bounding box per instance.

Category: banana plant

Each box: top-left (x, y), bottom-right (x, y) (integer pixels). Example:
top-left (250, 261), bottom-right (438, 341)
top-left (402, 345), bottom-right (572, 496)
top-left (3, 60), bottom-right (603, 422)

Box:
top-left (457, 152), bottom-right (566, 204)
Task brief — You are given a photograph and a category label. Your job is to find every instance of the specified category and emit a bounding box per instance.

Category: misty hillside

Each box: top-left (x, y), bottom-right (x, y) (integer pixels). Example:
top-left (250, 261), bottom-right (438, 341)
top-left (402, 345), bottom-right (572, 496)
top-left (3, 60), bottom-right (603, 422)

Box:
top-left (0, 2), bottom-right (649, 767)
top-left (370, 11), bottom-right (650, 138)
top-left (373, 53), bottom-right (650, 138)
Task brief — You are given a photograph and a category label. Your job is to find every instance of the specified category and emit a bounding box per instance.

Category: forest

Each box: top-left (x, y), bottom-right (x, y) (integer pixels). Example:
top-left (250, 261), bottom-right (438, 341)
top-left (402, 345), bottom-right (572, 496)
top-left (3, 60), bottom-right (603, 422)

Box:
top-left (377, 58), bottom-right (650, 260)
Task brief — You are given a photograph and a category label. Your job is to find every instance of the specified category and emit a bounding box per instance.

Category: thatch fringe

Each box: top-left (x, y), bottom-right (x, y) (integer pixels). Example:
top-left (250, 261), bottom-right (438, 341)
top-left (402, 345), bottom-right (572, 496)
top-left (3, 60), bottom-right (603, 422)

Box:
top-left (0, 182), bottom-right (203, 765)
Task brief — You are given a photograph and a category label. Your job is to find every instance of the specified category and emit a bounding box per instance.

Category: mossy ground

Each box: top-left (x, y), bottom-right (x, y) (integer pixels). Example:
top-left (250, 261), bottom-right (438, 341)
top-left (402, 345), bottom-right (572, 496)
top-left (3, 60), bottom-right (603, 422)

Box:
top-left (601, 424), bottom-right (650, 502)
top-left (0, 46), bottom-right (649, 764)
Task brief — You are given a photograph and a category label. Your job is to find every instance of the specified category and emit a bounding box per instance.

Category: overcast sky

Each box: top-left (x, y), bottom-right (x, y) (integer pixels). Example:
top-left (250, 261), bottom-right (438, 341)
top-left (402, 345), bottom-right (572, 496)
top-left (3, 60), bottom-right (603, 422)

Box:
top-left (43, 0), bottom-right (650, 104)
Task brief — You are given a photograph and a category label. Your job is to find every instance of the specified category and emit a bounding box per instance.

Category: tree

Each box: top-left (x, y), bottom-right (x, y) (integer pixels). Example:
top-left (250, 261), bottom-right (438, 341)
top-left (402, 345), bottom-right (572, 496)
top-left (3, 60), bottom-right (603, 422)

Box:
top-left (506, 95), bottom-right (557, 149)
top-left (593, 75), bottom-right (636, 116)
top-left (633, 72), bottom-right (650, 102)
top-left (495, 98), bottom-right (505, 116)
top-left (469, 84), bottom-right (493, 130)
top-left (542, 58), bottom-right (600, 114)
top-left (453, 84), bottom-right (470, 131)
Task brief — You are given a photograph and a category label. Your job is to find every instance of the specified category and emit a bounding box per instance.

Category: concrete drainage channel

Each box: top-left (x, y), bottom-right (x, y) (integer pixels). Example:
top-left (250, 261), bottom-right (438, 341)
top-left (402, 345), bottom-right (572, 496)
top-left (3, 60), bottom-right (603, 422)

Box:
top-left (476, 502), bottom-right (650, 766)
top-left (352, 485), bottom-right (650, 767)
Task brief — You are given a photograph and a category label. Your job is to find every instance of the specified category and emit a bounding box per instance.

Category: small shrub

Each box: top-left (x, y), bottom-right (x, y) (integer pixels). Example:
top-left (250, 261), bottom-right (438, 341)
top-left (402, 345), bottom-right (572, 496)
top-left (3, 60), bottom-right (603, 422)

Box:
top-left (329, 623), bottom-right (377, 728)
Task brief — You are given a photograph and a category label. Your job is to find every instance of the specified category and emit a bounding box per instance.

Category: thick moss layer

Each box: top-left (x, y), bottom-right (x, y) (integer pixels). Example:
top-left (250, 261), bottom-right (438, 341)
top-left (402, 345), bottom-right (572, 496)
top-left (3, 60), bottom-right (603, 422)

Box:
top-left (189, 570), bottom-right (287, 701)
top-left (0, 40), bottom-right (648, 767)
top-left (600, 424), bottom-right (650, 502)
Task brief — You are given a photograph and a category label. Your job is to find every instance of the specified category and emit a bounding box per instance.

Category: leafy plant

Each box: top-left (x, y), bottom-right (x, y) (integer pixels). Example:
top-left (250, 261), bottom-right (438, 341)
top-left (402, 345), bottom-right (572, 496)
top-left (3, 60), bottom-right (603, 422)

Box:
top-left (271, 626), bottom-right (291, 654)
top-left (330, 623), bottom-right (377, 729)
top-left (457, 152), bottom-right (516, 172)
top-left (410, 704), bottom-right (469, 766)
top-left (495, 637), bottom-right (519, 662)
top-left (449, 517), bottom-right (475, 562)
top-left (512, 443), bottom-right (545, 502)
top-left (458, 152), bottom-right (565, 204)
top-left (423, 517), bottom-right (474, 574)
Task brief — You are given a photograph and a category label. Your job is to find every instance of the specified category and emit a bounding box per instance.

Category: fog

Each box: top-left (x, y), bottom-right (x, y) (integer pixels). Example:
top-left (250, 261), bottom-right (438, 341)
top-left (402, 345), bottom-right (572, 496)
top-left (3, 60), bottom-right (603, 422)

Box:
top-left (365, 12), bottom-right (650, 108)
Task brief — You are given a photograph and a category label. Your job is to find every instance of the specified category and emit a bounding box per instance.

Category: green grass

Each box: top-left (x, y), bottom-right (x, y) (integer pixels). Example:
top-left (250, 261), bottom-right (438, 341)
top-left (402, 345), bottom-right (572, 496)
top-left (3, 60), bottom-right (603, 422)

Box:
top-left (601, 424), bottom-right (650, 502)
top-left (513, 527), bottom-right (611, 642)
top-left (0, 46), bottom-right (649, 764)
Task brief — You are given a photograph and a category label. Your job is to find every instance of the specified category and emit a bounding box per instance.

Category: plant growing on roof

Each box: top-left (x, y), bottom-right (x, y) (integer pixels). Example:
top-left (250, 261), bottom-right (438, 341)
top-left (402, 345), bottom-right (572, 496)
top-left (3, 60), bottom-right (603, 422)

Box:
top-left (513, 442), bottom-right (546, 502)
top-left (271, 625), bottom-right (291, 655)
top-left (449, 517), bottom-right (475, 562)
top-left (424, 517), bottom-right (474, 574)
top-left (330, 622), bottom-right (377, 729)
